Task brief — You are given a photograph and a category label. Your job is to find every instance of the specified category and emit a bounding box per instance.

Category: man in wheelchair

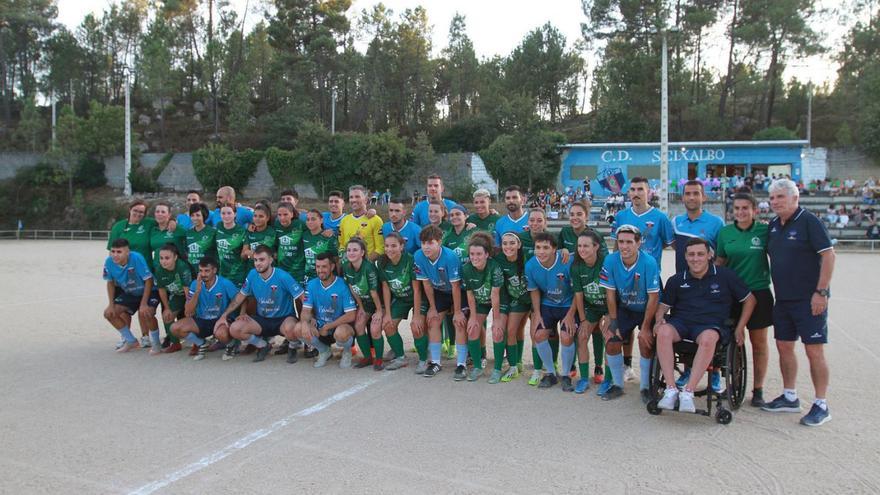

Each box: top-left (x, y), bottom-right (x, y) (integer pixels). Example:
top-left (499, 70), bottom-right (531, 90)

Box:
top-left (654, 238), bottom-right (756, 413)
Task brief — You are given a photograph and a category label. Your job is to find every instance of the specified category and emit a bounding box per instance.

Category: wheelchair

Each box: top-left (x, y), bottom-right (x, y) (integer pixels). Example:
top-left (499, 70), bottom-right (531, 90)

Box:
top-left (645, 334), bottom-right (748, 425)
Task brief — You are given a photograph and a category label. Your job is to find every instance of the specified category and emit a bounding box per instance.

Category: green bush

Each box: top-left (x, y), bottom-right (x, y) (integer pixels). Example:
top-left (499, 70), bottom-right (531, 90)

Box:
top-left (130, 166), bottom-right (159, 193)
top-left (753, 126), bottom-right (799, 140)
top-left (73, 157), bottom-right (107, 188)
top-left (192, 143), bottom-right (262, 192)
top-left (266, 146), bottom-right (302, 185)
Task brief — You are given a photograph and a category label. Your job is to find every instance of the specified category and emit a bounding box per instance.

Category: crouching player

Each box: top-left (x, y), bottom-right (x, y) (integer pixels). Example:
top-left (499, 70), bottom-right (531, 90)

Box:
top-left (103, 238), bottom-right (160, 353)
top-left (654, 238), bottom-right (755, 412)
top-left (598, 225), bottom-right (661, 401)
top-left (170, 256), bottom-right (239, 361)
top-left (293, 252), bottom-right (358, 368)
top-left (153, 244), bottom-right (193, 354)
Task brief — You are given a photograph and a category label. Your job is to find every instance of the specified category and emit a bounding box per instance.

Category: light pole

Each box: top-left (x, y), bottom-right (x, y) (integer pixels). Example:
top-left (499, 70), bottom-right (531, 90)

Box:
top-left (331, 88), bottom-right (337, 135)
top-left (123, 65), bottom-right (132, 197)
top-left (806, 81), bottom-right (813, 145)
top-left (659, 31), bottom-right (669, 213)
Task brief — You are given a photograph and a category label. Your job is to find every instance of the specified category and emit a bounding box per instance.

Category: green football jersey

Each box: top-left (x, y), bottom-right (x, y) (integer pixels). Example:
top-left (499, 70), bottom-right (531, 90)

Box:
top-left (378, 252), bottom-right (415, 302)
top-left (494, 253), bottom-right (530, 306)
top-left (185, 225), bottom-right (217, 268)
top-left (443, 226), bottom-right (476, 264)
top-left (215, 224), bottom-right (248, 286)
top-left (342, 260), bottom-right (380, 312)
top-left (275, 220), bottom-right (306, 279)
top-left (302, 230), bottom-right (339, 280)
top-left (149, 224), bottom-right (187, 271)
top-left (716, 221), bottom-right (771, 290)
top-left (461, 258), bottom-right (504, 306)
top-left (558, 225), bottom-right (609, 258)
top-left (108, 219), bottom-right (153, 264)
top-left (570, 259), bottom-right (607, 309)
top-left (467, 213), bottom-right (500, 234)
top-left (518, 231), bottom-right (537, 260)
top-left (154, 258), bottom-right (194, 299)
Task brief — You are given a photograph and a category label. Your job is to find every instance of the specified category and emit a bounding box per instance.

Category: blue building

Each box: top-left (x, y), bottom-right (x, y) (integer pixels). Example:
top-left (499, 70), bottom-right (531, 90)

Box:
top-left (559, 140), bottom-right (809, 196)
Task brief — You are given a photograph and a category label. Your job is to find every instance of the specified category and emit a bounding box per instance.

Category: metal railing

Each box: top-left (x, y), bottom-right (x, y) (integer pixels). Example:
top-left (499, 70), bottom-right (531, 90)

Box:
top-left (0, 230), bottom-right (110, 240)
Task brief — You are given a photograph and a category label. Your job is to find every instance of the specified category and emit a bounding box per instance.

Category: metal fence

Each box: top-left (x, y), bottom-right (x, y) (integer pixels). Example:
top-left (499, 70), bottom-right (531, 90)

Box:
top-left (0, 230), bottom-right (110, 240)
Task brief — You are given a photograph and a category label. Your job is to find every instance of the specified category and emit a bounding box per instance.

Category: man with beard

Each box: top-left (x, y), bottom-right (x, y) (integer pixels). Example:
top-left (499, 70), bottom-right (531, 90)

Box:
top-left (411, 175), bottom-right (462, 227)
top-left (207, 186), bottom-right (254, 228)
top-left (494, 186), bottom-right (530, 246)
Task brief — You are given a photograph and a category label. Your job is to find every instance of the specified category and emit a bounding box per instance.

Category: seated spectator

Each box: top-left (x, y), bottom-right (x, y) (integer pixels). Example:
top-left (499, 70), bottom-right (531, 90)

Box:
top-left (758, 199), bottom-right (770, 214)
top-left (851, 205), bottom-right (863, 227)
top-left (835, 206), bottom-right (849, 229)
top-left (825, 204), bottom-right (838, 226)
top-left (867, 220), bottom-right (880, 240)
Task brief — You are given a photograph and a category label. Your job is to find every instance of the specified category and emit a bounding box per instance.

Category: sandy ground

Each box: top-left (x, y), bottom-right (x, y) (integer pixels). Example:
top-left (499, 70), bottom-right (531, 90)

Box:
top-left (0, 241), bottom-right (878, 494)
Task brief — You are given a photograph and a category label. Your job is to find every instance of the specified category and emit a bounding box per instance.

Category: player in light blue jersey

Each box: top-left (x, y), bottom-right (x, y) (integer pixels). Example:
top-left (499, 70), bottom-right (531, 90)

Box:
top-left (672, 180), bottom-right (724, 273)
top-left (217, 246), bottom-right (304, 363)
top-left (293, 252), bottom-right (358, 368)
top-left (494, 185), bottom-right (529, 245)
top-left (413, 225), bottom-right (463, 377)
top-left (610, 177), bottom-right (674, 267)
top-left (103, 238), bottom-right (160, 353)
top-left (525, 232), bottom-right (579, 390)
top-left (322, 190), bottom-right (348, 235)
top-left (598, 225), bottom-right (661, 402)
top-left (206, 186), bottom-right (254, 228)
top-left (170, 256), bottom-right (239, 361)
top-left (411, 174), bottom-right (461, 227)
top-left (382, 198), bottom-right (422, 254)
top-left (175, 190), bottom-right (202, 230)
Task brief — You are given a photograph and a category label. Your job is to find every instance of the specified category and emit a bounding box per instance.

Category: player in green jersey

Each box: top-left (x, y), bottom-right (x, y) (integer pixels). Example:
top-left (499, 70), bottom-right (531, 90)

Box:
top-left (377, 232), bottom-right (420, 370)
top-left (558, 201), bottom-right (608, 258)
top-left (467, 189), bottom-right (500, 233)
top-left (715, 192), bottom-right (773, 407)
top-left (154, 244), bottom-right (193, 354)
top-left (443, 205), bottom-right (476, 264)
top-left (492, 232), bottom-right (531, 383)
top-left (570, 230), bottom-right (609, 393)
top-left (456, 232), bottom-right (503, 382)
top-left (149, 201), bottom-right (187, 274)
top-left (303, 209), bottom-right (340, 282)
top-left (108, 199), bottom-right (154, 266)
top-left (342, 237), bottom-right (384, 369)
top-left (215, 205), bottom-right (248, 287)
top-left (518, 208), bottom-right (549, 260)
top-left (427, 199), bottom-right (452, 232)
top-left (243, 202), bottom-right (277, 263)
top-left (185, 202), bottom-right (217, 269)
top-left (275, 203), bottom-right (306, 281)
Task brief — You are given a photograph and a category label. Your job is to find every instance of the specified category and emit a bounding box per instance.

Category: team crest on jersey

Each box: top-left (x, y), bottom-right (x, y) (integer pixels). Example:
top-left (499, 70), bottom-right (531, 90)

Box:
top-left (217, 239), bottom-right (230, 249)
top-left (280, 236), bottom-right (291, 246)
top-left (127, 267), bottom-right (135, 274)
top-left (270, 285), bottom-right (278, 292)
top-left (787, 230), bottom-right (797, 240)
top-left (556, 273), bottom-right (565, 280)
top-left (189, 243), bottom-right (199, 253)
top-left (751, 237), bottom-right (761, 246)
top-left (215, 293), bottom-right (223, 299)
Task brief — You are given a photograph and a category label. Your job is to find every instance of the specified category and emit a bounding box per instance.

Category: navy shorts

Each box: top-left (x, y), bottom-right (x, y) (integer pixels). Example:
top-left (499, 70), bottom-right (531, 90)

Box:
top-left (539, 304), bottom-right (579, 335)
top-left (432, 290), bottom-right (459, 314)
top-left (773, 300), bottom-right (828, 344)
top-left (731, 288), bottom-right (774, 330)
top-left (114, 288), bottom-right (159, 315)
top-left (614, 307), bottom-right (645, 343)
top-left (251, 314), bottom-right (291, 338)
top-left (667, 317), bottom-right (726, 345)
top-left (194, 316), bottom-right (231, 339)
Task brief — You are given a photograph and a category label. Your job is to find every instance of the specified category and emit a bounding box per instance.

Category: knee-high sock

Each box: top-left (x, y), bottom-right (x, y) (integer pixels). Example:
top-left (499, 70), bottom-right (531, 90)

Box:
top-left (517, 338), bottom-right (525, 365)
top-left (119, 326), bottom-right (136, 343)
top-left (560, 343), bottom-right (576, 377)
top-left (456, 344), bottom-right (468, 367)
top-left (607, 353), bottom-right (625, 387)
top-left (387, 333), bottom-right (405, 358)
top-left (428, 342), bottom-right (442, 363)
top-left (372, 336), bottom-right (385, 361)
top-left (507, 344), bottom-right (518, 368)
top-left (532, 346), bottom-right (543, 370)
top-left (493, 341), bottom-right (506, 371)
top-left (592, 334), bottom-right (604, 367)
top-left (149, 329), bottom-right (161, 347)
top-left (247, 334), bottom-right (266, 348)
top-left (468, 339), bottom-right (483, 369)
top-left (311, 336), bottom-right (329, 353)
top-left (414, 335), bottom-right (428, 362)
top-left (640, 356), bottom-right (653, 391)
top-left (549, 338), bottom-right (559, 364)
top-left (185, 332), bottom-right (205, 346)
top-left (163, 321), bottom-right (179, 344)
top-left (355, 333), bottom-right (371, 358)
top-left (536, 340), bottom-right (556, 374)
top-left (340, 336), bottom-right (354, 354)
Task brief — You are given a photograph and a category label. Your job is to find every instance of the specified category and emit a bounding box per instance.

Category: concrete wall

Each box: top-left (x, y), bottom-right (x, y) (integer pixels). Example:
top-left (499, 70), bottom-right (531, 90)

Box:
top-left (0, 152), bottom-right (43, 180)
top-left (827, 148), bottom-right (880, 182)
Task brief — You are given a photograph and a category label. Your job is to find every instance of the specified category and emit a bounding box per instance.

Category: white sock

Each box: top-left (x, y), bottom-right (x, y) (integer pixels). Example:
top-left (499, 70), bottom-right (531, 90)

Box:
top-left (814, 398), bottom-right (827, 410)
top-left (783, 388), bottom-right (798, 401)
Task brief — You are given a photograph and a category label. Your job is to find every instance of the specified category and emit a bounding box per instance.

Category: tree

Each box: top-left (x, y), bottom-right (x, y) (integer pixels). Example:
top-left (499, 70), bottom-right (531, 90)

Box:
top-left (480, 125), bottom-right (566, 191)
top-left (139, 17), bottom-right (175, 147)
top-left (13, 96), bottom-right (44, 151)
top-left (439, 13), bottom-right (478, 121)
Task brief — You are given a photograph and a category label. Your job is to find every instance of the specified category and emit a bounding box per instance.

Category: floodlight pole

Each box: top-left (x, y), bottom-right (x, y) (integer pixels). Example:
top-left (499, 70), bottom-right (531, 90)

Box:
top-left (331, 89), bottom-right (337, 135)
top-left (124, 66), bottom-right (132, 197)
top-left (659, 31), bottom-right (670, 213)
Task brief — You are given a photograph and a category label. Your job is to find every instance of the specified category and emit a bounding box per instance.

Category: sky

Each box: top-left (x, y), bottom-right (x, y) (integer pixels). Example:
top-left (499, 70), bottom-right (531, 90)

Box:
top-left (58, 0), bottom-right (855, 89)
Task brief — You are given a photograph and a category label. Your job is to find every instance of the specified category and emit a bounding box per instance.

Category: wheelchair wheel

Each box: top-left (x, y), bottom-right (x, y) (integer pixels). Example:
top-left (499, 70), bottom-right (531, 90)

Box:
top-left (725, 342), bottom-right (748, 411)
top-left (648, 356), bottom-right (666, 400)
top-left (647, 400), bottom-right (662, 415)
top-left (716, 408), bottom-right (733, 425)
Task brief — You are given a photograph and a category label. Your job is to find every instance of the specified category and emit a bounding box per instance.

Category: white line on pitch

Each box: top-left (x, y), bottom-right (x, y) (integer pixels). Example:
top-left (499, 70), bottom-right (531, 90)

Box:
top-left (128, 378), bottom-right (379, 495)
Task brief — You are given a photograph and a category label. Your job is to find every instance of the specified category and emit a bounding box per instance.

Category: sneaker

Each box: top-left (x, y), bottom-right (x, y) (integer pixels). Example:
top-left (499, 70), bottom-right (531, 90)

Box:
top-left (640, 388), bottom-right (652, 405)
top-left (574, 378), bottom-right (590, 394)
top-left (596, 379), bottom-right (613, 397)
top-left (453, 364), bottom-right (467, 381)
top-left (560, 376), bottom-right (574, 392)
top-left (286, 346), bottom-right (298, 364)
top-left (354, 357), bottom-right (373, 369)
top-left (161, 336), bottom-right (171, 349)
top-left (194, 342), bottom-right (210, 361)
top-left (162, 342), bottom-right (182, 354)
top-left (414, 361), bottom-right (428, 375)
top-left (750, 389), bottom-right (766, 408)
top-left (340, 350), bottom-right (353, 369)
top-left (710, 371), bottom-right (725, 393)
top-left (149, 344), bottom-right (163, 356)
top-left (189, 344), bottom-right (199, 356)
top-left (275, 339), bottom-right (290, 355)
top-left (675, 367), bottom-right (691, 388)
top-left (140, 335), bottom-right (152, 348)
top-left (303, 346), bottom-right (318, 358)
top-left (528, 370), bottom-right (543, 386)
top-left (488, 369), bottom-right (504, 384)
top-left (761, 394), bottom-right (802, 413)
top-left (501, 366), bottom-right (520, 383)
top-left (383, 350), bottom-right (397, 361)
top-left (467, 367), bottom-right (483, 382)
top-left (538, 374), bottom-right (558, 389)
top-left (222, 342), bottom-right (238, 361)
top-left (423, 362), bottom-right (441, 377)
top-left (115, 339), bottom-right (125, 350)
top-left (253, 342), bottom-right (272, 362)
top-left (679, 390), bottom-right (696, 413)
top-left (373, 359), bottom-right (385, 371)
top-left (314, 349), bottom-right (332, 368)
top-left (116, 340), bottom-right (140, 353)
top-left (624, 365), bottom-right (636, 383)
top-left (658, 387), bottom-right (679, 410)
top-left (601, 385), bottom-right (624, 401)
top-left (593, 366), bottom-right (604, 384)
top-left (800, 403), bottom-right (831, 427)
top-left (385, 356), bottom-right (407, 370)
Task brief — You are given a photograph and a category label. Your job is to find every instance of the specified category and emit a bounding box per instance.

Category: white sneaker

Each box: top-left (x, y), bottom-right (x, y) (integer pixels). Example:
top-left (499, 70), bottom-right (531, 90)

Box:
top-left (140, 335), bottom-right (152, 348)
top-left (658, 387), bottom-right (679, 410)
top-left (314, 349), bottom-right (332, 368)
top-left (624, 366), bottom-right (636, 382)
top-left (115, 339), bottom-right (125, 349)
top-left (679, 390), bottom-right (696, 413)
top-left (340, 350), bottom-right (352, 369)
